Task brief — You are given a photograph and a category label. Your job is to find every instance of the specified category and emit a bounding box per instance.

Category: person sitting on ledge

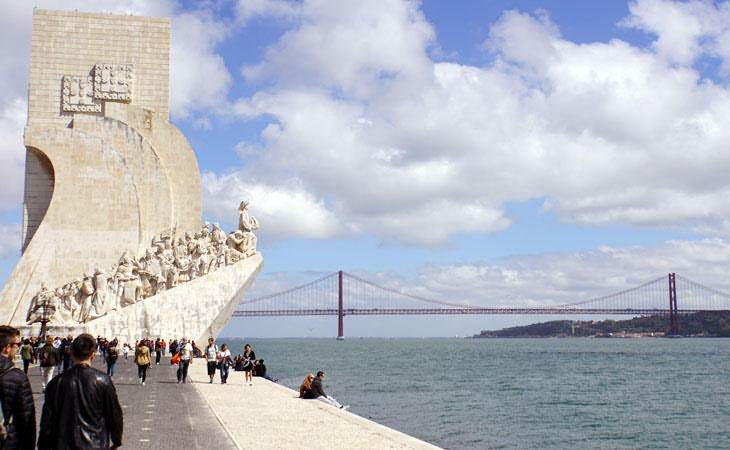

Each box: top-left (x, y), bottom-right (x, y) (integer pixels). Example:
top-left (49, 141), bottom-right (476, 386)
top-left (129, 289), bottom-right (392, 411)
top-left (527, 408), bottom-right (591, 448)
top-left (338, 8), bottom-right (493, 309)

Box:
top-left (308, 371), bottom-right (349, 410)
top-left (253, 359), bottom-right (278, 382)
top-left (299, 373), bottom-right (315, 399)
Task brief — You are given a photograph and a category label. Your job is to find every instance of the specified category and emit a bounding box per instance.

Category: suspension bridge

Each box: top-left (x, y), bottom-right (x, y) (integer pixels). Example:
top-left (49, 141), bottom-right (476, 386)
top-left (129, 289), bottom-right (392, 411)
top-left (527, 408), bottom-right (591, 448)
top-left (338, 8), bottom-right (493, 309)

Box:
top-left (232, 272), bottom-right (730, 338)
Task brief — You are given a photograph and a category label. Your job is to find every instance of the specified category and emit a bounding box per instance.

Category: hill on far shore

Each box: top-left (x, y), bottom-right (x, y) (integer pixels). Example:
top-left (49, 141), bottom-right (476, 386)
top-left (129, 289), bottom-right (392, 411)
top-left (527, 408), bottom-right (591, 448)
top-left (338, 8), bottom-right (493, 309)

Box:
top-left (474, 310), bottom-right (730, 338)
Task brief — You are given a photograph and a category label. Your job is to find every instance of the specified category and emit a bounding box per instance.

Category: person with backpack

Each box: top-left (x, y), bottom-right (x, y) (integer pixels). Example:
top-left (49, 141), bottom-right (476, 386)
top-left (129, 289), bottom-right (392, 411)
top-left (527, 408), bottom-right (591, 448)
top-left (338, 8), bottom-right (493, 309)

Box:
top-left (134, 341), bottom-right (151, 386)
top-left (0, 326), bottom-right (36, 449)
top-left (20, 339), bottom-right (34, 374)
top-left (204, 338), bottom-right (218, 383)
top-left (106, 340), bottom-right (119, 379)
top-left (39, 336), bottom-right (60, 392)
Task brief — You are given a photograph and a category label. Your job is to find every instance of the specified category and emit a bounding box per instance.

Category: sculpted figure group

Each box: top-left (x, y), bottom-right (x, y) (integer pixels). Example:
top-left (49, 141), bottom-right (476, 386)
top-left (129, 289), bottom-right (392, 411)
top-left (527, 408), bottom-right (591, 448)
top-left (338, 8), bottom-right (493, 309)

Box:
top-left (26, 202), bottom-right (259, 326)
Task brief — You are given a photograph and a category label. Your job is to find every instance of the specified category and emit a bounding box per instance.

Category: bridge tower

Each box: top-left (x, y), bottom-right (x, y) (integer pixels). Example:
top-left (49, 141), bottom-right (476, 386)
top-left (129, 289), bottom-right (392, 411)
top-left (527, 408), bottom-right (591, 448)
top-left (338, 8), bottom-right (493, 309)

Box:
top-left (337, 270), bottom-right (344, 339)
top-left (668, 272), bottom-right (679, 336)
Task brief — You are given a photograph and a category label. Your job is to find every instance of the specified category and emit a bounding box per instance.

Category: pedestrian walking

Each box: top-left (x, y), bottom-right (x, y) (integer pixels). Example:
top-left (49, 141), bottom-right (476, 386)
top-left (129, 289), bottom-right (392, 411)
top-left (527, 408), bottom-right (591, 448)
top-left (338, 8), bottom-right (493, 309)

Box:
top-left (122, 342), bottom-right (130, 360)
top-left (242, 344), bottom-right (256, 386)
top-left (38, 333), bottom-right (123, 449)
top-left (134, 341), bottom-right (151, 385)
top-left (176, 337), bottom-right (193, 384)
top-left (38, 336), bottom-right (60, 392)
top-left (61, 336), bottom-right (73, 373)
top-left (20, 338), bottom-right (34, 374)
top-left (218, 343), bottom-right (232, 384)
top-left (106, 340), bottom-right (119, 379)
top-left (0, 326), bottom-right (36, 449)
top-left (155, 338), bottom-right (162, 365)
top-left (161, 338), bottom-right (167, 356)
top-left (204, 338), bottom-right (219, 383)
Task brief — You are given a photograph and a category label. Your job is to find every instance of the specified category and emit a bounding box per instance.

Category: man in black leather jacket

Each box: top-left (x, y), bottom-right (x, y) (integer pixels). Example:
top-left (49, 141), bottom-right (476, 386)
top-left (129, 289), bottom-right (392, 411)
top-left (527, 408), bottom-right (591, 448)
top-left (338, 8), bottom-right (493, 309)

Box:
top-left (38, 333), bottom-right (123, 449)
top-left (0, 325), bottom-right (36, 449)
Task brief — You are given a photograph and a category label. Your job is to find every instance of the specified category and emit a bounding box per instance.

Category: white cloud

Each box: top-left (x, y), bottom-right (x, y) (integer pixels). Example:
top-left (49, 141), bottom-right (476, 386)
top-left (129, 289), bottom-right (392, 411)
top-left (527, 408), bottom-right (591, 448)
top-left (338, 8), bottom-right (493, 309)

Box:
top-left (170, 10), bottom-right (232, 118)
top-left (235, 0), bottom-right (300, 25)
top-left (209, 1), bottom-right (730, 245)
top-left (202, 171), bottom-right (346, 240)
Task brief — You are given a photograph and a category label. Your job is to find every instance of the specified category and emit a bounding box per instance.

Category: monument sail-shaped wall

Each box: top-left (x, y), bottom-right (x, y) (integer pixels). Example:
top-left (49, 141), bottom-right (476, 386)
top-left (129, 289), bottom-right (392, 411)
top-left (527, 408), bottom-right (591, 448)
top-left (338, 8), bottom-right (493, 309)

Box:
top-left (0, 10), bottom-right (262, 343)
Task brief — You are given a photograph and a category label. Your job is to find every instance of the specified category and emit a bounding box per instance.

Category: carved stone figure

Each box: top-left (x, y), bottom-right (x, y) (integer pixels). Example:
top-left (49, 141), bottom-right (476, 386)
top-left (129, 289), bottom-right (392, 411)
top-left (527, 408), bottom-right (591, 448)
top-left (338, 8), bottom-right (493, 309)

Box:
top-left (117, 256), bottom-right (140, 307)
top-left (78, 274), bottom-right (96, 323)
top-left (26, 283), bottom-right (51, 324)
top-left (211, 222), bottom-right (226, 246)
top-left (25, 204), bottom-right (262, 325)
top-left (92, 267), bottom-right (109, 317)
top-left (238, 201), bottom-right (260, 233)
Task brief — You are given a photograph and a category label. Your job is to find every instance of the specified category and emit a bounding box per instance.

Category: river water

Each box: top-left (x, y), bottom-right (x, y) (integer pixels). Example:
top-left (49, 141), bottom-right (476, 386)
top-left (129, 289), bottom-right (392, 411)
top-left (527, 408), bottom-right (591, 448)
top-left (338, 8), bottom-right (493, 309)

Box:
top-left (222, 337), bottom-right (730, 449)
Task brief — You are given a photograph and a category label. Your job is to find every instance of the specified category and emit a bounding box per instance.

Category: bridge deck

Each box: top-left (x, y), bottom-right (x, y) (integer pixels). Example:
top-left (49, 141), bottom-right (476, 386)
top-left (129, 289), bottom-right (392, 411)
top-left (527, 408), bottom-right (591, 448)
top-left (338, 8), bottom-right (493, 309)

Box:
top-left (233, 308), bottom-right (709, 316)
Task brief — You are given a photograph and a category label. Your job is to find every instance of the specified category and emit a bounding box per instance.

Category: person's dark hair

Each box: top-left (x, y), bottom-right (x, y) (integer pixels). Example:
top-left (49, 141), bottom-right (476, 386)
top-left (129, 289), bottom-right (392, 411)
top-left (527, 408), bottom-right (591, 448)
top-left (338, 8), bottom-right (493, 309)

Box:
top-left (23, 338), bottom-right (30, 345)
top-left (72, 333), bottom-right (98, 360)
top-left (0, 325), bottom-right (19, 350)
top-left (316, 370), bottom-right (324, 378)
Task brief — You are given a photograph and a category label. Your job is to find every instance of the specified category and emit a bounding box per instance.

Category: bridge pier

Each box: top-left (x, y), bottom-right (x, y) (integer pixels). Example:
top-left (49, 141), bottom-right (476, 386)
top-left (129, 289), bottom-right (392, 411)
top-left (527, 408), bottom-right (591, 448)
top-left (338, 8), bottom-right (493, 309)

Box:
top-left (337, 270), bottom-right (344, 339)
top-left (668, 272), bottom-right (679, 336)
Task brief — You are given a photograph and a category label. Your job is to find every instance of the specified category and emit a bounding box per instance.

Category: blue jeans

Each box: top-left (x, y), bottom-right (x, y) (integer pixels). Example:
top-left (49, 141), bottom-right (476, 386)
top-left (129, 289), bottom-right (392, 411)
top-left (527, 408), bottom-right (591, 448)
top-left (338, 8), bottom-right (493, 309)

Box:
top-left (107, 361), bottom-right (116, 377)
top-left (220, 364), bottom-right (229, 383)
top-left (177, 359), bottom-right (190, 382)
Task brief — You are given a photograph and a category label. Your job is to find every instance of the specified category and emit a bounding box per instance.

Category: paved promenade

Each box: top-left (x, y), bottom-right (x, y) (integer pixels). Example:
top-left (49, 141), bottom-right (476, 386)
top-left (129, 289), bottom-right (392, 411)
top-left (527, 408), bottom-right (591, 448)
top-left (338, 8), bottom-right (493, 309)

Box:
top-left (27, 357), bottom-right (237, 450)
top-left (187, 362), bottom-right (440, 450)
top-left (25, 356), bottom-right (439, 449)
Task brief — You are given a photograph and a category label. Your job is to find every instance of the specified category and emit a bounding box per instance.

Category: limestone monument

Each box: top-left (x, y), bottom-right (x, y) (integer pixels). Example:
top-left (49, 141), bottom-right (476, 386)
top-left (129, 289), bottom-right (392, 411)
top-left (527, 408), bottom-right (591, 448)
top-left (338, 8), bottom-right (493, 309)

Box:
top-left (0, 9), bottom-right (263, 343)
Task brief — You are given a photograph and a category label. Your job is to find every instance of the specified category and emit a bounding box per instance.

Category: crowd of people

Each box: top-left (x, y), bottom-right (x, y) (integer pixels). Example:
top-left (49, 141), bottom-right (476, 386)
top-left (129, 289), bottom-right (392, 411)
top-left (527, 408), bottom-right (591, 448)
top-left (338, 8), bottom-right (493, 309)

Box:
top-left (0, 326), bottom-right (348, 449)
top-left (0, 327), bottom-right (121, 449)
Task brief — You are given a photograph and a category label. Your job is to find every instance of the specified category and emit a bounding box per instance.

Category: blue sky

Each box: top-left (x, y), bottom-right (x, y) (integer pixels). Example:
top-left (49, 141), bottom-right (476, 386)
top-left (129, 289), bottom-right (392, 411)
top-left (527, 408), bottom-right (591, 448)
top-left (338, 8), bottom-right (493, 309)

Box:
top-left (2, 0), bottom-right (730, 337)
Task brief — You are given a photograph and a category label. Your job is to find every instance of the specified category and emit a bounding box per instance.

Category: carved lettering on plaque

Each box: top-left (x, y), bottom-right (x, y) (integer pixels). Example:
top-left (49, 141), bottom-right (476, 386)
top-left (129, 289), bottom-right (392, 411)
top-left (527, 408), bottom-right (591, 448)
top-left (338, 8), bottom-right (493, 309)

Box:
top-left (94, 63), bottom-right (134, 102)
top-left (61, 75), bottom-right (101, 113)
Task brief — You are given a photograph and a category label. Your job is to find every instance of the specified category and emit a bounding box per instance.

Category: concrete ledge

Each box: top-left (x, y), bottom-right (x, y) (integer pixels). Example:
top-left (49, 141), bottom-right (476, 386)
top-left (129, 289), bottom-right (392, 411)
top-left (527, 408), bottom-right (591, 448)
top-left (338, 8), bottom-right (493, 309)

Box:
top-left (188, 360), bottom-right (441, 450)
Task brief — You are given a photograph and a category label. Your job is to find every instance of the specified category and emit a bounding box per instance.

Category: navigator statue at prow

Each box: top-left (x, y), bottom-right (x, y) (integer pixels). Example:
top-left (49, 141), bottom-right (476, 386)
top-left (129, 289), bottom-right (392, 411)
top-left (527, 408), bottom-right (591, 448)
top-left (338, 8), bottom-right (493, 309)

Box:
top-left (0, 9), bottom-right (263, 344)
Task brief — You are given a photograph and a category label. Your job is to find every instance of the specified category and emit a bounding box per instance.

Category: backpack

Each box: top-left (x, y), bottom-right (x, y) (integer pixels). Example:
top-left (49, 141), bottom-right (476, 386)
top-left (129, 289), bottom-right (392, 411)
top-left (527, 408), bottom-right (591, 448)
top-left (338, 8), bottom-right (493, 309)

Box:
top-left (40, 346), bottom-right (57, 367)
top-left (20, 345), bottom-right (32, 362)
top-left (107, 347), bottom-right (119, 363)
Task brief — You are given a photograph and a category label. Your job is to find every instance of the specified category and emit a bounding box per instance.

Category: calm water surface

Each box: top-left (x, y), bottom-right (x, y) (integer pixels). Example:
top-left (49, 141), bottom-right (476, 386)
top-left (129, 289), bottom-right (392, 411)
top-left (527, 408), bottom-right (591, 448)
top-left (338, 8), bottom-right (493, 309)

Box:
top-left (222, 338), bottom-right (730, 449)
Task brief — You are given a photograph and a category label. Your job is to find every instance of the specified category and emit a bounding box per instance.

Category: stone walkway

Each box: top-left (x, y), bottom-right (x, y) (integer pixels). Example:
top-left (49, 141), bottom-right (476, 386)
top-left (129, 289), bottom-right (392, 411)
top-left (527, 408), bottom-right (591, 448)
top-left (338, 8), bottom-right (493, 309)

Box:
top-left (27, 356), bottom-right (237, 450)
top-left (187, 361), bottom-right (440, 450)
top-left (24, 355), bottom-right (439, 449)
